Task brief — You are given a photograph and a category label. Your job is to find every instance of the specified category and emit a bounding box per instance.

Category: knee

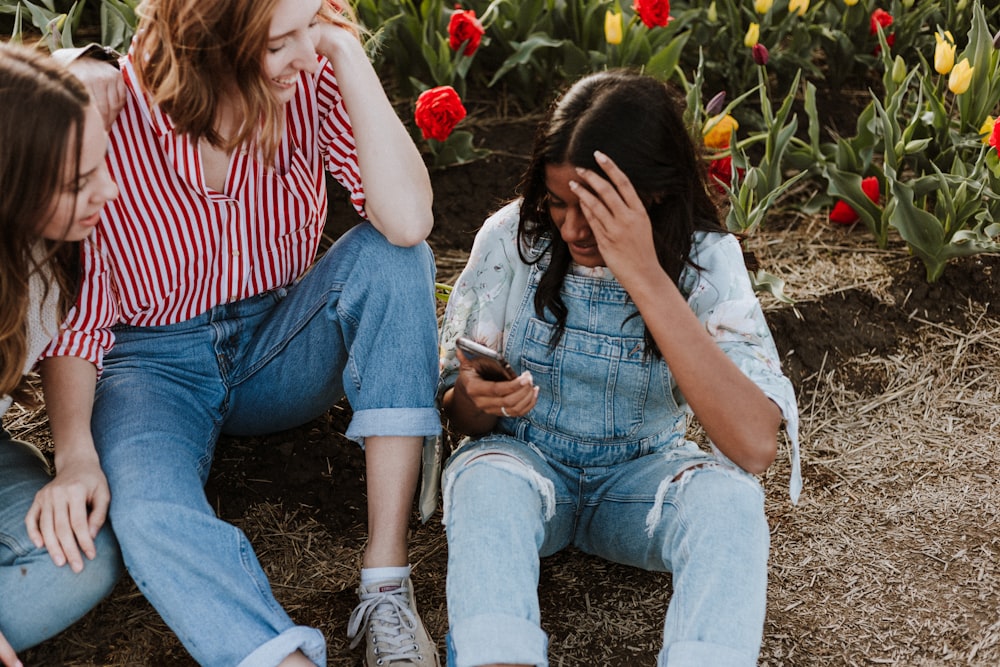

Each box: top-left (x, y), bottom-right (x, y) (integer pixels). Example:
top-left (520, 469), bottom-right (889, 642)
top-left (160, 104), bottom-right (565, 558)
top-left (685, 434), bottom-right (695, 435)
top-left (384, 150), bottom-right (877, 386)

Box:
top-left (672, 468), bottom-right (769, 550)
top-left (444, 454), bottom-right (554, 528)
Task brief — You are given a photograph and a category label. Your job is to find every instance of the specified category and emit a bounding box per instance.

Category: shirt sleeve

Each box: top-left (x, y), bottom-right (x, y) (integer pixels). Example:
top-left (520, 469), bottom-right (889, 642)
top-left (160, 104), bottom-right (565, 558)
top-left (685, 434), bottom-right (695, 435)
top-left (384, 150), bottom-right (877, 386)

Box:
top-left (439, 202), bottom-right (529, 393)
top-left (313, 58), bottom-right (366, 218)
top-left (683, 231), bottom-right (802, 502)
top-left (40, 237), bottom-right (117, 371)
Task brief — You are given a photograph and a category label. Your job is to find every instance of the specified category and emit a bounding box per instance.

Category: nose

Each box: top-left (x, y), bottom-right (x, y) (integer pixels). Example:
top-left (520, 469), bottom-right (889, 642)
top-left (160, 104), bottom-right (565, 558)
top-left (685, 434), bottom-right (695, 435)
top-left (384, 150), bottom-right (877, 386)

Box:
top-left (560, 205), bottom-right (591, 243)
top-left (94, 163), bottom-right (119, 205)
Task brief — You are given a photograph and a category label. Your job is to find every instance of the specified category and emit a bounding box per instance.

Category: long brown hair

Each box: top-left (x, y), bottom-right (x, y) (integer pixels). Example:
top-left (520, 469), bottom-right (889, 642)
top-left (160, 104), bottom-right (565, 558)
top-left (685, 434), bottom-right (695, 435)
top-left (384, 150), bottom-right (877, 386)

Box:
top-left (0, 42), bottom-right (89, 399)
top-left (132, 0), bottom-right (358, 165)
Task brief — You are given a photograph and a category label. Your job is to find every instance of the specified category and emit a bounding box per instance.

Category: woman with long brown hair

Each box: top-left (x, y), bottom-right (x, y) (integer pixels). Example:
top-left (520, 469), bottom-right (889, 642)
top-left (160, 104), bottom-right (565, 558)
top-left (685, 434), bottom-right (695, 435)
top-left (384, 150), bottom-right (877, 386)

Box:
top-left (0, 42), bottom-right (121, 667)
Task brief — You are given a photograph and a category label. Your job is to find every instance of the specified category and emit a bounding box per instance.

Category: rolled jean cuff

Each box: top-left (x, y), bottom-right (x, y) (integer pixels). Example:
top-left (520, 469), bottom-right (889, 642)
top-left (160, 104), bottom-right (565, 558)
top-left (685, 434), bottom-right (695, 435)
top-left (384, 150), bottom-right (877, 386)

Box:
top-left (658, 640), bottom-right (756, 667)
top-left (451, 614), bottom-right (548, 667)
top-left (346, 407), bottom-right (442, 444)
top-left (235, 625), bottom-right (326, 667)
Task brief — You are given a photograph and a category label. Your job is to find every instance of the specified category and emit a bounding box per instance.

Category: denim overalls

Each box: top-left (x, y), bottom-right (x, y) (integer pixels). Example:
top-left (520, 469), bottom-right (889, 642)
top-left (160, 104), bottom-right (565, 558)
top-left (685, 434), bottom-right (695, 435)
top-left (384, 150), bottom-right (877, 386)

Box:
top-left (443, 258), bottom-right (771, 667)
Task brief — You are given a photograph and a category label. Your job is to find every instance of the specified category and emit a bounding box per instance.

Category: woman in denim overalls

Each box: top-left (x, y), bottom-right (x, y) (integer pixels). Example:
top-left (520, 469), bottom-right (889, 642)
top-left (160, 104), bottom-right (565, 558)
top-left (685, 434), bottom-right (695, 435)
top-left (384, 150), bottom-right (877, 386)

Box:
top-left (438, 71), bottom-right (800, 667)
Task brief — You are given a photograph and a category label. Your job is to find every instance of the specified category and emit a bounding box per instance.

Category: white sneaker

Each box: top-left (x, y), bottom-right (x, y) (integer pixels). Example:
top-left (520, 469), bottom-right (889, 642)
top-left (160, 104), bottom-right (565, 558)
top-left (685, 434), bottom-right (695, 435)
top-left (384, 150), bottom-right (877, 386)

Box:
top-left (347, 576), bottom-right (440, 666)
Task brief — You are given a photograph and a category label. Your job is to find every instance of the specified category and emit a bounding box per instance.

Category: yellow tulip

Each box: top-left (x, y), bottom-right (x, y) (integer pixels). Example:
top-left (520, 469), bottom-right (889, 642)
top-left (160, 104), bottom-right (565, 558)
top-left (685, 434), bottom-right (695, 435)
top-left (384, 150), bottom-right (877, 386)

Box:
top-left (843, 0), bottom-right (859, 5)
top-left (703, 114), bottom-right (739, 149)
top-left (707, 1), bottom-right (718, 23)
top-left (934, 31), bottom-right (956, 75)
top-left (980, 116), bottom-right (995, 144)
top-left (948, 58), bottom-right (974, 95)
top-left (604, 10), bottom-right (623, 45)
top-left (744, 22), bottom-right (760, 48)
top-left (788, 0), bottom-right (809, 16)
top-left (754, 0), bottom-right (773, 14)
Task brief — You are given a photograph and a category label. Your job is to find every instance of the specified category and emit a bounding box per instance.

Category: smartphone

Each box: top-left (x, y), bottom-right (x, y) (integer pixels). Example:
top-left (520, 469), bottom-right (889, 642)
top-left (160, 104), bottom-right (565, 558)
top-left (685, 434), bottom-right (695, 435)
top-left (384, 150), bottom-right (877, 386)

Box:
top-left (455, 336), bottom-right (517, 381)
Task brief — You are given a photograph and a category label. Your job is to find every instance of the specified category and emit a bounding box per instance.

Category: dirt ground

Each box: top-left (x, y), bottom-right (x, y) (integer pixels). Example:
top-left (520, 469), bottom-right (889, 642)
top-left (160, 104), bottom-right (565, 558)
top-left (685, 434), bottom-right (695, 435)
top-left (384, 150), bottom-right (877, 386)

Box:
top-left (15, 114), bottom-right (1000, 666)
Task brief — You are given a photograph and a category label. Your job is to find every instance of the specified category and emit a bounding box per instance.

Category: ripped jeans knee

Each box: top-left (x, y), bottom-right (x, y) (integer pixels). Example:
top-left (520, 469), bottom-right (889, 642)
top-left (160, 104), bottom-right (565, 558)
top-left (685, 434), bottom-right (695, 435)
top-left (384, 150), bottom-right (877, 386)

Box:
top-left (442, 446), bottom-right (557, 528)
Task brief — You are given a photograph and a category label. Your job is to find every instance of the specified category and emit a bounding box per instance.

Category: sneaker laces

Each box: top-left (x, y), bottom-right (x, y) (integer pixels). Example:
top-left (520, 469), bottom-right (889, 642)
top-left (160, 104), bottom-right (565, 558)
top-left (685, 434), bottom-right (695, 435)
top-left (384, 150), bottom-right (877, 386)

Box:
top-left (347, 582), bottom-right (423, 663)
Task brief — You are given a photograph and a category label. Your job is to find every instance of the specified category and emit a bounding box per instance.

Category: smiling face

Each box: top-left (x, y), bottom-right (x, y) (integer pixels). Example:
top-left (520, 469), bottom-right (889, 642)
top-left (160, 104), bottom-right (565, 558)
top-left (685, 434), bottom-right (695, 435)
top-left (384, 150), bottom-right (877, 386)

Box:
top-left (544, 162), bottom-right (606, 267)
top-left (37, 104), bottom-right (117, 243)
top-left (263, 0), bottom-right (324, 104)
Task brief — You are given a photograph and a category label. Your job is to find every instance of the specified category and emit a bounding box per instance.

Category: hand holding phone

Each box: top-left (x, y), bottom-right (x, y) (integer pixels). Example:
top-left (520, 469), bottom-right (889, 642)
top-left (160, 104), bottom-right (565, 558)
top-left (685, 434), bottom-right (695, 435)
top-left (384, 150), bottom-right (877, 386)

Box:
top-left (455, 336), bottom-right (517, 382)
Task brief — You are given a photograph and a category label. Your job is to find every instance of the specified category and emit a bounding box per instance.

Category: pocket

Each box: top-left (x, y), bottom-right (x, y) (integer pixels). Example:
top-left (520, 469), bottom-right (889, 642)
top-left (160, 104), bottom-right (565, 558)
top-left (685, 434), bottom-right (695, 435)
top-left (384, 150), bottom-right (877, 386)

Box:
top-left (521, 318), bottom-right (653, 440)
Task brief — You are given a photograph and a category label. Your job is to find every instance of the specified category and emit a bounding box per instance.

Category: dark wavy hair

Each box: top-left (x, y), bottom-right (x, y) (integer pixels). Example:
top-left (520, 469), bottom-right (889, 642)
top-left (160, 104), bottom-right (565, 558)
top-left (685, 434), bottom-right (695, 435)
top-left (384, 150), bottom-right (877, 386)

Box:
top-left (516, 69), bottom-right (725, 357)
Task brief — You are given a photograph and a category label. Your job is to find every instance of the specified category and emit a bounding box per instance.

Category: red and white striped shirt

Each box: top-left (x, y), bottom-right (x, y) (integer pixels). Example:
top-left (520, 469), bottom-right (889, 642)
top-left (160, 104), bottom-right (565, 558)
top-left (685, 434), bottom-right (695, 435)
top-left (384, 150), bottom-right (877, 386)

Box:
top-left (43, 54), bottom-right (365, 368)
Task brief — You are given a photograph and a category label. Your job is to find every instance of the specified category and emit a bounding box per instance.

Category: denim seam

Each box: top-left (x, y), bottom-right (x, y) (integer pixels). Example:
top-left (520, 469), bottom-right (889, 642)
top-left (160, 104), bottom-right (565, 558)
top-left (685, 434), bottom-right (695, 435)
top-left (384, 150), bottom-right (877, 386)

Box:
top-left (230, 285), bottom-right (343, 386)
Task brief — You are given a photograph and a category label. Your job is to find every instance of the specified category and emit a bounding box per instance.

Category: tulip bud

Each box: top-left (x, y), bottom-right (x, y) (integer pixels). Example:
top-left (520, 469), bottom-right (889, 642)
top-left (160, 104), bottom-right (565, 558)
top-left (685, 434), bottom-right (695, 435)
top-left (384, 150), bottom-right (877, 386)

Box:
top-left (948, 58), bottom-right (974, 95)
top-left (744, 22), bottom-right (760, 48)
top-left (604, 10), bottom-right (623, 45)
top-left (901, 0), bottom-right (914, 7)
top-left (705, 91), bottom-right (726, 117)
top-left (752, 43), bottom-right (769, 66)
top-left (956, 0), bottom-right (967, 9)
top-left (754, 0), bottom-right (773, 14)
top-left (979, 116), bottom-right (995, 144)
top-left (707, 1), bottom-right (717, 22)
top-left (788, 0), bottom-right (808, 16)
top-left (843, 0), bottom-right (859, 5)
top-left (891, 55), bottom-right (906, 84)
top-left (934, 31), bottom-right (956, 75)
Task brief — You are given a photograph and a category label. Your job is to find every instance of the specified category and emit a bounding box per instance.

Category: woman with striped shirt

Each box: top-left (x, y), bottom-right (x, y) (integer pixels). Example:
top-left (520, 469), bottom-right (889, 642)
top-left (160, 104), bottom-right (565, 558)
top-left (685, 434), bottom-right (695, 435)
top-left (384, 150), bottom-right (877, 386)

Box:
top-left (43, 0), bottom-right (441, 665)
top-left (0, 43), bottom-right (122, 667)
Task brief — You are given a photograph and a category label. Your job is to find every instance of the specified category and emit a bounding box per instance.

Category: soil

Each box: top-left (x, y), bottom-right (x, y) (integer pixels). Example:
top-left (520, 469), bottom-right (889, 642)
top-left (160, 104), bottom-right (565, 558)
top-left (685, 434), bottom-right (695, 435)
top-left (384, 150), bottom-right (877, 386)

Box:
top-left (19, 115), bottom-right (1000, 666)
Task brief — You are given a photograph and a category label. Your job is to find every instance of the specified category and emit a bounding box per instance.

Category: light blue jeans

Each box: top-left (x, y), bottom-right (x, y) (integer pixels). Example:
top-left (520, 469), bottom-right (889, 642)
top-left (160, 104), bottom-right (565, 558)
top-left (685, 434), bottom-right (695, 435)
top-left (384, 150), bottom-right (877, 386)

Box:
top-left (91, 223), bottom-right (441, 667)
top-left (0, 436), bottom-right (122, 651)
top-left (442, 438), bottom-right (769, 667)
top-left (441, 262), bottom-right (771, 667)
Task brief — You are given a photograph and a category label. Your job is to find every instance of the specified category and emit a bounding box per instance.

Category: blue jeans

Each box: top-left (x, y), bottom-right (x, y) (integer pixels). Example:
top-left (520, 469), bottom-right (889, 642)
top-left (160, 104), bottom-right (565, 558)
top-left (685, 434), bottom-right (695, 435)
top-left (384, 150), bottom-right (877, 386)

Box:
top-left (91, 224), bottom-right (441, 667)
top-left (442, 437), bottom-right (769, 667)
top-left (0, 437), bottom-right (122, 651)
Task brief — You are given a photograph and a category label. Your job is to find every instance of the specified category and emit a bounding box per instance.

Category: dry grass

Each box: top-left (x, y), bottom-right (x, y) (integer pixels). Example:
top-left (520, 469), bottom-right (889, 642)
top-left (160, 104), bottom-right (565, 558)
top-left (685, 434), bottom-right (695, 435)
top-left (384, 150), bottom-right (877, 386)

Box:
top-left (16, 221), bottom-right (1000, 666)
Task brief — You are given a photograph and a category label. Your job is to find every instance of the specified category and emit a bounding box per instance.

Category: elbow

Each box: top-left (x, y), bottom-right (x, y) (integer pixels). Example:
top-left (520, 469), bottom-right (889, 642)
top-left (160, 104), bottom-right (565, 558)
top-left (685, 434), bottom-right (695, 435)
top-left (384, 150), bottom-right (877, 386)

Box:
top-left (367, 204), bottom-right (434, 247)
top-left (740, 436), bottom-right (778, 475)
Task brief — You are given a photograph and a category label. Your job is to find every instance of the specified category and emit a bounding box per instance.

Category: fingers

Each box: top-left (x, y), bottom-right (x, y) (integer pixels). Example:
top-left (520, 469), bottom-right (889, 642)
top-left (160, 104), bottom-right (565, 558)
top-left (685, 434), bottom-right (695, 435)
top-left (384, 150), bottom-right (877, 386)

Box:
top-left (572, 151), bottom-right (643, 220)
top-left (476, 371), bottom-right (538, 418)
top-left (67, 58), bottom-right (125, 130)
top-left (26, 483), bottom-right (97, 573)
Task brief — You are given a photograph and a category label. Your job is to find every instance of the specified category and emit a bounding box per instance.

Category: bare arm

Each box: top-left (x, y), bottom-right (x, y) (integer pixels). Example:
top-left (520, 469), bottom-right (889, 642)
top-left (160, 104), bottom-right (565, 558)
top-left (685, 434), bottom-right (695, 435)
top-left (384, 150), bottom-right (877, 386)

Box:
top-left (0, 629), bottom-right (19, 667)
top-left (315, 26), bottom-right (433, 246)
top-left (28, 356), bottom-right (109, 572)
top-left (571, 153), bottom-right (782, 473)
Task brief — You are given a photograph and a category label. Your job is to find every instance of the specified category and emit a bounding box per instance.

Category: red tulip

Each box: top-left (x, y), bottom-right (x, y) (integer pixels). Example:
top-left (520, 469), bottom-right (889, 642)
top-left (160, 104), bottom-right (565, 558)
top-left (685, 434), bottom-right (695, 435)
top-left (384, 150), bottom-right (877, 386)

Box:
top-left (752, 43), bottom-right (769, 66)
top-left (448, 6), bottom-right (485, 56)
top-left (414, 86), bottom-right (467, 142)
top-left (829, 176), bottom-right (880, 225)
top-left (633, 0), bottom-right (671, 29)
top-left (708, 154), bottom-right (734, 193)
top-left (989, 122), bottom-right (1000, 152)
top-left (870, 8), bottom-right (893, 35)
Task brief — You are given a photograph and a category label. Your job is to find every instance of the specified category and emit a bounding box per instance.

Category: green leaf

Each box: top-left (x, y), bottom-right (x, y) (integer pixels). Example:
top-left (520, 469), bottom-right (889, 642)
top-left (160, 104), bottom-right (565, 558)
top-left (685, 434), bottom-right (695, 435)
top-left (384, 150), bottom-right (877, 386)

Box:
top-left (749, 270), bottom-right (794, 304)
top-left (488, 33), bottom-right (564, 87)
